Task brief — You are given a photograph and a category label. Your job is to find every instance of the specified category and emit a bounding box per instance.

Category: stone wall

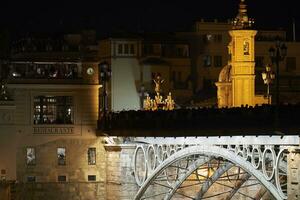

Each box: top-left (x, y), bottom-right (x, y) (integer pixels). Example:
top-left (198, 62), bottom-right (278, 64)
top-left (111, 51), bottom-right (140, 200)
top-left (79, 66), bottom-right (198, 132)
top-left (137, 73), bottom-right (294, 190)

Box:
top-left (0, 183), bottom-right (10, 200)
top-left (15, 182), bottom-right (104, 200)
top-left (105, 144), bottom-right (138, 200)
top-left (16, 138), bottom-right (107, 200)
top-left (288, 147), bottom-right (300, 200)
top-left (105, 146), bottom-right (121, 200)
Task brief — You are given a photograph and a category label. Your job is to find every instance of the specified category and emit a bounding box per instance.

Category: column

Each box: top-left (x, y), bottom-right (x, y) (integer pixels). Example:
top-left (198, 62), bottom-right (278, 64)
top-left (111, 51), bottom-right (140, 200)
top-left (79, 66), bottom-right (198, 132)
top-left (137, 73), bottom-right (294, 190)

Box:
top-left (287, 147), bottom-right (300, 200)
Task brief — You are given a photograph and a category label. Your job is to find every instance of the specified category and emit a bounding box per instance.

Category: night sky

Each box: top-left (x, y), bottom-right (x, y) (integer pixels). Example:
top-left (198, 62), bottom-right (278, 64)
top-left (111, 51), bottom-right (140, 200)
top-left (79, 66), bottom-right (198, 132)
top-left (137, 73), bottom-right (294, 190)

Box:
top-left (0, 0), bottom-right (299, 38)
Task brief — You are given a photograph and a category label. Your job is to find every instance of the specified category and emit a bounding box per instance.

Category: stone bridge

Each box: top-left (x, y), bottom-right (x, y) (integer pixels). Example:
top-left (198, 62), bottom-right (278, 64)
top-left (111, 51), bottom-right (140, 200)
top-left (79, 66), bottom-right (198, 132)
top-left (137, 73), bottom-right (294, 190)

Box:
top-left (105, 136), bottom-right (300, 200)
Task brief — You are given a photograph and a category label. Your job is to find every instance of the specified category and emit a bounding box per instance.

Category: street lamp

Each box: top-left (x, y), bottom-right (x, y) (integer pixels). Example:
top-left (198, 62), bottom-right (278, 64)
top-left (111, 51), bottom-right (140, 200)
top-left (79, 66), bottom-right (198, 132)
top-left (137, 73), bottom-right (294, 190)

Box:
top-left (268, 41), bottom-right (287, 105)
top-left (138, 84), bottom-right (148, 109)
top-left (98, 61), bottom-right (111, 130)
top-left (261, 64), bottom-right (275, 104)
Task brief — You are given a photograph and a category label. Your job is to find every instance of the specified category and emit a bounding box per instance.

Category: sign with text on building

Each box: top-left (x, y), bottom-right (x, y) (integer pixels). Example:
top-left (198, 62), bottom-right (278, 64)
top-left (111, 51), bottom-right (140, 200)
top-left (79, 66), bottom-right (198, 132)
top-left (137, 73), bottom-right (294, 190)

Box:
top-left (33, 126), bottom-right (74, 134)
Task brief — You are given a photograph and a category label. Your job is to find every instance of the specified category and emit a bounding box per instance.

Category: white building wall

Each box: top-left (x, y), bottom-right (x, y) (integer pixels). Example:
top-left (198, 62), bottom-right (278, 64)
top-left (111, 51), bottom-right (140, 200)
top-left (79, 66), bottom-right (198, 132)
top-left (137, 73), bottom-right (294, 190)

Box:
top-left (111, 58), bottom-right (141, 111)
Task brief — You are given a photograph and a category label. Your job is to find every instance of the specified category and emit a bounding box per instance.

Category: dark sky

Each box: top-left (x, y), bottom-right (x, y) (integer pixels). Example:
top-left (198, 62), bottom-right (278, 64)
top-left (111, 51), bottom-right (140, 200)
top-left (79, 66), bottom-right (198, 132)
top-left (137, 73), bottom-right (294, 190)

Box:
top-left (0, 0), bottom-right (299, 38)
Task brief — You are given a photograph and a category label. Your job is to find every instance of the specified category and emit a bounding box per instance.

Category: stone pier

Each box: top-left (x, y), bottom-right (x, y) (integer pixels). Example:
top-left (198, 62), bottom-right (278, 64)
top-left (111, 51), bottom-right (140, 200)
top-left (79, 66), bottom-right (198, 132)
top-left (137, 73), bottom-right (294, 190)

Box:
top-left (288, 147), bottom-right (300, 200)
top-left (105, 144), bottom-right (138, 200)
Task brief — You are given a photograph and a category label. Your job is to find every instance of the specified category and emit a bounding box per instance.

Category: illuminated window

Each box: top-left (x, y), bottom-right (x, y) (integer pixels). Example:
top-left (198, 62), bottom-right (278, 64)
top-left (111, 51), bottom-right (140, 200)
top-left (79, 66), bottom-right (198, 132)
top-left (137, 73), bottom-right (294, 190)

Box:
top-left (203, 55), bottom-right (212, 67)
top-left (243, 41), bottom-right (250, 55)
top-left (33, 96), bottom-right (73, 125)
top-left (118, 43), bottom-right (135, 55)
top-left (26, 147), bottom-right (36, 165)
top-left (214, 56), bottom-right (222, 67)
top-left (88, 148), bottom-right (96, 165)
top-left (57, 148), bottom-right (66, 165)
top-left (286, 57), bottom-right (296, 72)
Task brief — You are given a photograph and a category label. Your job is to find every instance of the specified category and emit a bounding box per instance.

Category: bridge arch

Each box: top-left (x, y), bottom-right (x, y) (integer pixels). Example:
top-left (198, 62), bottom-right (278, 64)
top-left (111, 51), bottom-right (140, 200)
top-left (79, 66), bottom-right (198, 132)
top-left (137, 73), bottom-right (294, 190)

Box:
top-left (134, 145), bottom-right (283, 200)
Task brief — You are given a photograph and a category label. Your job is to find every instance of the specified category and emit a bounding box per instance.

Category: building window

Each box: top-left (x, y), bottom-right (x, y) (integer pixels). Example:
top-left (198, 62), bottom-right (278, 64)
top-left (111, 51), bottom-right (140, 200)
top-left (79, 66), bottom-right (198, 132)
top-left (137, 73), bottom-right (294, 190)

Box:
top-left (171, 71), bottom-right (176, 81)
top-left (176, 48), bottom-right (184, 57)
top-left (10, 63), bottom-right (80, 79)
top-left (255, 56), bottom-right (264, 68)
top-left (130, 44), bottom-right (135, 54)
top-left (118, 44), bottom-right (123, 54)
top-left (286, 57), bottom-right (296, 72)
top-left (214, 56), bottom-right (222, 67)
top-left (27, 176), bottom-right (36, 182)
top-left (33, 96), bottom-right (73, 125)
top-left (124, 44), bottom-right (129, 54)
top-left (46, 45), bottom-right (52, 52)
top-left (203, 55), bottom-right (212, 67)
top-left (1, 169), bottom-right (6, 181)
top-left (143, 44), bottom-right (154, 55)
top-left (58, 175), bottom-right (67, 182)
top-left (88, 175), bottom-right (96, 181)
top-left (26, 148), bottom-right (36, 165)
top-left (88, 148), bottom-right (96, 165)
top-left (118, 43), bottom-right (135, 55)
top-left (57, 148), bottom-right (66, 165)
top-left (214, 34), bottom-right (222, 43)
top-left (243, 41), bottom-right (250, 55)
top-left (177, 72), bottom-right (182, 82)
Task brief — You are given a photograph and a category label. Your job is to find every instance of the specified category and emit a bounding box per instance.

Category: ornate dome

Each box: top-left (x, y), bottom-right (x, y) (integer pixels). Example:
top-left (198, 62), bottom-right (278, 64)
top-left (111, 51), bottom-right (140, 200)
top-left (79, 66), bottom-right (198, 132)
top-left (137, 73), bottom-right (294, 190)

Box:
top-left (218, 65), bottom-right (232, 82)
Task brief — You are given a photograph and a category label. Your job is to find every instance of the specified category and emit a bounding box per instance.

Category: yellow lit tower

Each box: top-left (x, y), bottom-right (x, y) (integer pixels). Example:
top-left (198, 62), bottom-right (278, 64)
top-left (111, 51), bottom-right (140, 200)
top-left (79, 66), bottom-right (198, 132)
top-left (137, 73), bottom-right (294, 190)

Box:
top-left (230, 0), bottom-right (256, 107)
top-left (216, 0), bottom-right (268, 108)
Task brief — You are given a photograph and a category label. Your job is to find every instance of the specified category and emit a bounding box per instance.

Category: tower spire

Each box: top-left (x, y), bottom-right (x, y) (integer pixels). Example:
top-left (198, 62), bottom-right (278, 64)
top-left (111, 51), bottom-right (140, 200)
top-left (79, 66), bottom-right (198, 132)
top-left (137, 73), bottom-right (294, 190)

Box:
top-left (232, 0), bottom-right (254, 30)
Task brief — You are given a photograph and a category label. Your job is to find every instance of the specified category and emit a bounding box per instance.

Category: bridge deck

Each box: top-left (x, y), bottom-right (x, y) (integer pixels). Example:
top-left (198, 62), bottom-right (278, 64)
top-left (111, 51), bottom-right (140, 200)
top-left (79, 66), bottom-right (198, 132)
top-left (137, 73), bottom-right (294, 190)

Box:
top-left (97, 105), bottom-right (300, 136)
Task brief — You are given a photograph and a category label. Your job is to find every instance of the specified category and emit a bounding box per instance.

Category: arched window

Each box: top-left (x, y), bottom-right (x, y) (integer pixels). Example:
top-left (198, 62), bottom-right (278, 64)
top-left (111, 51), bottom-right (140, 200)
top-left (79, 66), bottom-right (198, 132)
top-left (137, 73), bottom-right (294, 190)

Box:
top-left (243, 41), bottom-right (250, 55)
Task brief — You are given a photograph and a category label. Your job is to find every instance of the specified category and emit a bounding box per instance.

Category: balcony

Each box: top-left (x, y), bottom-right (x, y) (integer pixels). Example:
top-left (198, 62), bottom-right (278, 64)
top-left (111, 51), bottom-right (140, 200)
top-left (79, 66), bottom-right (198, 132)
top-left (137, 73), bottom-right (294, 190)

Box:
top-left (6, 63), bottom-right (84, 84)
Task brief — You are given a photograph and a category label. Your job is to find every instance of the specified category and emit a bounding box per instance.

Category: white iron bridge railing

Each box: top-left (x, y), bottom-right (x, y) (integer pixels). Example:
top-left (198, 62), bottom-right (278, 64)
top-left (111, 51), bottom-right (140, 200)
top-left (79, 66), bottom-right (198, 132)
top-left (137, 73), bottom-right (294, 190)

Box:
top-left (131, 136), bottom-right (299, 200)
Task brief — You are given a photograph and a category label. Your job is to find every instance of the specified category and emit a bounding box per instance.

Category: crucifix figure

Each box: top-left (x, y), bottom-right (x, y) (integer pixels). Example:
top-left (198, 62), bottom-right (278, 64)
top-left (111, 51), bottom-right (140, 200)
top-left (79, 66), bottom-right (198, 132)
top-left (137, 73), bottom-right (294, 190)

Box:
top-left (153, 75), bottom-right (164, 94)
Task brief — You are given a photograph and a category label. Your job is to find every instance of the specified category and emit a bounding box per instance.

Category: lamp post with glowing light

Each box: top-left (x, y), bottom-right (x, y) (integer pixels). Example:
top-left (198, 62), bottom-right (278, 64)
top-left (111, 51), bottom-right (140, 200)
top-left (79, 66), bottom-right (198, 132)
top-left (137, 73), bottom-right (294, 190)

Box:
top-left (261, 64), bottom-right (275, 104)
top-left (268, 41), bottom-right (287, 105)
top-left (98, 62), bottom-right (111, 130)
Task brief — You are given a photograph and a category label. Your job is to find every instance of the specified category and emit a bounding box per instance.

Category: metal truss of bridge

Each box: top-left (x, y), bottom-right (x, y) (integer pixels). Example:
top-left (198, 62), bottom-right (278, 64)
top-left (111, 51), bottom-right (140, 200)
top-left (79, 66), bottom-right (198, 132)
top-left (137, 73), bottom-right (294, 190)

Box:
top-left (131, 136), bottom-right (299, 200)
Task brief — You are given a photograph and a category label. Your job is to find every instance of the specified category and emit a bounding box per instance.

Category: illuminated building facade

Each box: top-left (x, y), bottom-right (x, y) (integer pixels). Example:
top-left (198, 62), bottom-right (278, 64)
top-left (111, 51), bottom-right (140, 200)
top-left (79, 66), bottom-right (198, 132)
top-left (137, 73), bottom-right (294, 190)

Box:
top-left (0, 31), bottom-right (192, 199)
top-left (0, 31), bottom-right (106, 199)
top-left (1, 1), bottom-right (300, 199)
top-left (178, 19), bottom-right (300, 106)
top-left (215, 0), bottom-right (267, 107)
